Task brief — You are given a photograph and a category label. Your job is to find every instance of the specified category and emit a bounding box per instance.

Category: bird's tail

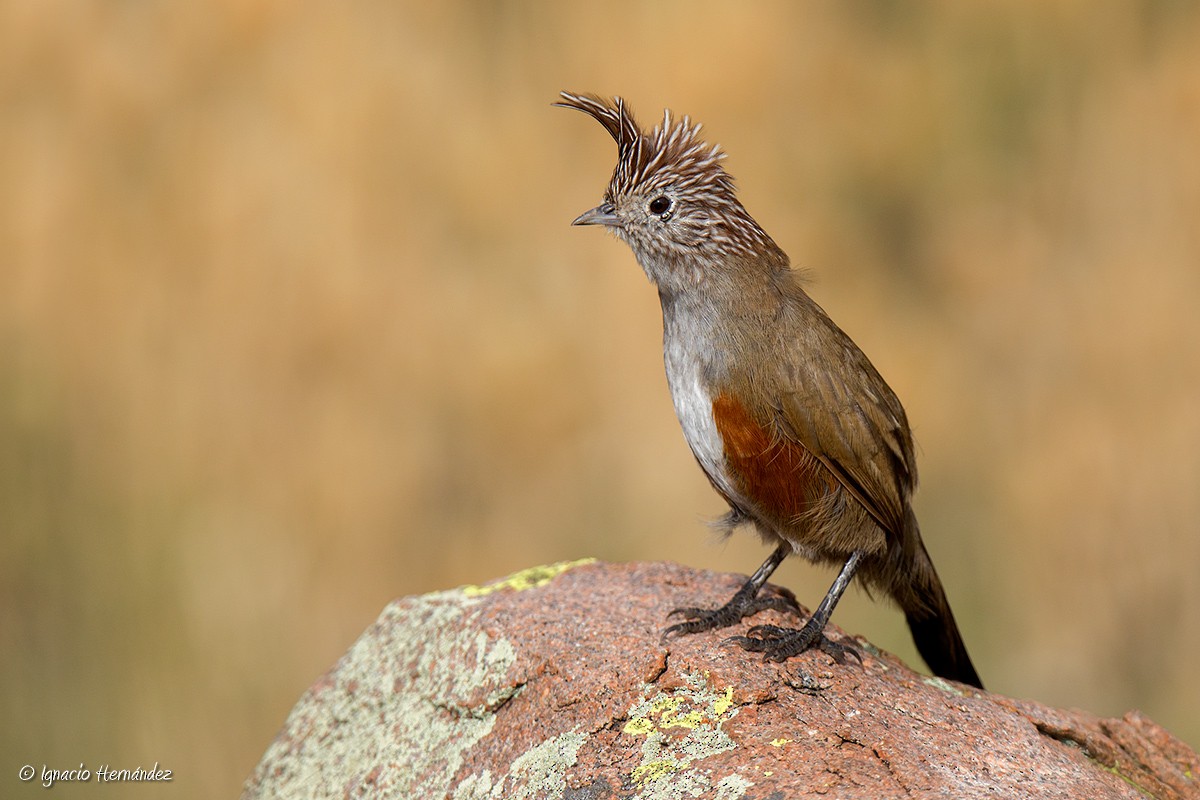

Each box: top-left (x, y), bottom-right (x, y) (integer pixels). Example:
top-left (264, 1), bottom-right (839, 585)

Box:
top-left (903, 567), bottom-right (984, 689)
top-left (889, 514), bottom-right (984, 689)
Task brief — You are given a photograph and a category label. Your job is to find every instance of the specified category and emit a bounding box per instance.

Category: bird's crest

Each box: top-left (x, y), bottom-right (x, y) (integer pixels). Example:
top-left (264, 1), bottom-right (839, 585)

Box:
top-left (557, 90), bottom-right (786, 269)
top-left (555, 91), bottom-right (734, 202)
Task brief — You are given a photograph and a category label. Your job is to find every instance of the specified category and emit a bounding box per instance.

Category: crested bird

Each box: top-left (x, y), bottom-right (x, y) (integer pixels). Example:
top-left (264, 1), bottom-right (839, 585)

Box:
top-left (557, 91), bottom-right (983, 689)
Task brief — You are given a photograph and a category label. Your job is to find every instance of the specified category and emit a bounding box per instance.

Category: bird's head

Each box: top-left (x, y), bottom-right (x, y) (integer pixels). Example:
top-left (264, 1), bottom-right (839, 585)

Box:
top-left (556, 91), bottom-right (786, 292)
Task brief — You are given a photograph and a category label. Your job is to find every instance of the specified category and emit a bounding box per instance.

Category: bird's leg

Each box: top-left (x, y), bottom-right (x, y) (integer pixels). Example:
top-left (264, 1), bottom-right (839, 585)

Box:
top-left (662, 544), bottom-right (799, 639)
top-left (729, 551), bottom-right (863, 664)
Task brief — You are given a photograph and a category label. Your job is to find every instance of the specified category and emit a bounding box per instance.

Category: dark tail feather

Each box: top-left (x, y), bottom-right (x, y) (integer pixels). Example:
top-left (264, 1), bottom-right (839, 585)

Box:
top-left (904, 574), bottom-right (984, 690)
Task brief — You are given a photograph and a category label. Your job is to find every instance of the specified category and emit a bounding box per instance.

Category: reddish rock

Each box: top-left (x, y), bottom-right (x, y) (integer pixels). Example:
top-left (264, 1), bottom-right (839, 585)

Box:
top-left (242, 560), bottom-right (1199, 799)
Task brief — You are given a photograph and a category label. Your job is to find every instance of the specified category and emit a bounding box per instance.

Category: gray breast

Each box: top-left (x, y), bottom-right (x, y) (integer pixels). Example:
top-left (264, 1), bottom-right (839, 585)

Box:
top-left (661, 305), bottom-right (739, 504)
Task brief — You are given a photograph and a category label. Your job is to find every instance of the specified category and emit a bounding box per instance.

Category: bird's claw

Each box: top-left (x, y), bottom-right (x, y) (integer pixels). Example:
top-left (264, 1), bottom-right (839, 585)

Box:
top-left (727, 621), bottom-right (862, 665)
top-left (662, 592), bottom-right (802, 641)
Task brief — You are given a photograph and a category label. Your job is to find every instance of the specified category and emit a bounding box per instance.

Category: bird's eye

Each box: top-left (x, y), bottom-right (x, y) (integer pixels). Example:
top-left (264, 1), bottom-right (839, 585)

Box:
top-left (648, 196), bottom-right (671, 216)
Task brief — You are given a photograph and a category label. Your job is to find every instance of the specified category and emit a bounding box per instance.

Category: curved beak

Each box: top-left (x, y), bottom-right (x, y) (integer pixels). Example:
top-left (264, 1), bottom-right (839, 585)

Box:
top-left (571, 202), bottom-right (619, 227)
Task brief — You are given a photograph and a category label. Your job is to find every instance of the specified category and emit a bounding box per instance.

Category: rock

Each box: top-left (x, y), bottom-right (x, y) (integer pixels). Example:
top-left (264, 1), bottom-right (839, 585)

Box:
top-left (241, 560), bottom-right (1199, 799)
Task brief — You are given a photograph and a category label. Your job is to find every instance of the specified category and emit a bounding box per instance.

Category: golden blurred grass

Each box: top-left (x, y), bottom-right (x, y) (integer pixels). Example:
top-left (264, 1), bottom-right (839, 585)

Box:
top-left (2, 1), bottom-right (1199, 796)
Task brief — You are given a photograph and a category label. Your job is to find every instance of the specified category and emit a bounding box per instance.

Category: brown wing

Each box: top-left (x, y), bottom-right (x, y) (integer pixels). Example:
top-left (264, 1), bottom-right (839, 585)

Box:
top-left (772, 303), bottom-right (917, 542)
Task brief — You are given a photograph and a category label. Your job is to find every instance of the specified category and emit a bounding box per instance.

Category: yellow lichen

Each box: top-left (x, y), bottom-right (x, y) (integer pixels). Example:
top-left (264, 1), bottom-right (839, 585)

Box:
top-left (632, 760), bottom-right (679, 783)
top-left (660, 709), bottom-right (704, 729)
top-left (712, 686), bottom-right (735, 716)
top-left (623, 679), bottom-right (736, 737)
top-left (623, 717), bottom-right (655, 736)
top-left (461, 558), bottom-right (596, 597)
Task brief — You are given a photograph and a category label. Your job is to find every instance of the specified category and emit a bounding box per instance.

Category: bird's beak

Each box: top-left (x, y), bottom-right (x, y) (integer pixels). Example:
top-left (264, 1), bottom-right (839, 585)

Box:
top-left (571, 202), bottom-right (619, 227)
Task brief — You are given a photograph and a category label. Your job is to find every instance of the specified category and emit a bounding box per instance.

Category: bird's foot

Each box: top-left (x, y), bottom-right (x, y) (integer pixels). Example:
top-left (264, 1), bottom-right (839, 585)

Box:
top-left (726, 619), bottom-right (862, 665)
top-left (662, 588), bottom-right (800, 640)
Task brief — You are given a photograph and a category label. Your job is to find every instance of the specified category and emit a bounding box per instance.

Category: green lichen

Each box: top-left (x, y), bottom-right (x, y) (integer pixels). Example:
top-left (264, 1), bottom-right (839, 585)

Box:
top-left (921, 675), bottom-right (967, 696)
top-left (244, 590), bottom-right (517, 800)
top-left (1097, 763), bottom-right (1155, 799)
top-left (714, 774), bottom-right (754, 799)
top-left (461, 558), bottom-right (597, 597)
top-left (453, 732), bottom-right (587, 799)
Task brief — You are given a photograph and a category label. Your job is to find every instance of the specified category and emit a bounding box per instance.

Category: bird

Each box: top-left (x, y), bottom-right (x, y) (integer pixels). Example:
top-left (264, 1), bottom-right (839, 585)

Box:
top-left (556, 91), bottom-right (984, 689)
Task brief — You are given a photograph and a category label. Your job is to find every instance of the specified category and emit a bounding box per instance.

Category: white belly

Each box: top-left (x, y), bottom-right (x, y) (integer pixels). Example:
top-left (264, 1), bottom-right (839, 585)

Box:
top-left (662, 327), bottom-right (738, 503)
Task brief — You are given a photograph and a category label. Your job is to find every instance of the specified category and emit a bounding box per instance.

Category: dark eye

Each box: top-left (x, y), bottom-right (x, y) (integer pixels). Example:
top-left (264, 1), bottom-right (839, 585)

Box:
top-left (648, 196), bottom-right (671, 216)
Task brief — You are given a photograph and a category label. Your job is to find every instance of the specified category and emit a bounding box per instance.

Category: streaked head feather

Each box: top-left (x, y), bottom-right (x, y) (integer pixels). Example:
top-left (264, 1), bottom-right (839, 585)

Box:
top-left (557, 91), bottom-right (787, 286)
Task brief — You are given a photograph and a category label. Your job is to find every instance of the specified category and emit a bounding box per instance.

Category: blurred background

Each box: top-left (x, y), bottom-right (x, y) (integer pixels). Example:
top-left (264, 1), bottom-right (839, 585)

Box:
top-left (3, 1), bottom-right (1199, 796)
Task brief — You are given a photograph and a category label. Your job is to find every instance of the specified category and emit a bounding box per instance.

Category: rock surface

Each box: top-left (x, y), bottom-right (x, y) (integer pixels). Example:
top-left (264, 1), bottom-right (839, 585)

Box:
top-left (242, 560), bottom-right (1199, 799)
